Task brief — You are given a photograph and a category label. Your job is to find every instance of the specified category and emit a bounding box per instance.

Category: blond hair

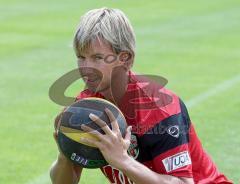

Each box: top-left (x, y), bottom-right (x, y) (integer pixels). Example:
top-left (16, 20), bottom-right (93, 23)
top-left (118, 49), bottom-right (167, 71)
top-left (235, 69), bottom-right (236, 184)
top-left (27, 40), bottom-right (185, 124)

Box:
top-left (73, 7), bottom-right (136, 57)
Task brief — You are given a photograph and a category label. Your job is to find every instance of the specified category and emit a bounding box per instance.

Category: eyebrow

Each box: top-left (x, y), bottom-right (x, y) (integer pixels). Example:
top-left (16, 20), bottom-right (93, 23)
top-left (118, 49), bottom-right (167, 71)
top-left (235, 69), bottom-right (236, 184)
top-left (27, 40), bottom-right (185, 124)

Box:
top-left (78, 53), bottom-right (104, 58)
top-left (90, 53), bottom-right (104, 57)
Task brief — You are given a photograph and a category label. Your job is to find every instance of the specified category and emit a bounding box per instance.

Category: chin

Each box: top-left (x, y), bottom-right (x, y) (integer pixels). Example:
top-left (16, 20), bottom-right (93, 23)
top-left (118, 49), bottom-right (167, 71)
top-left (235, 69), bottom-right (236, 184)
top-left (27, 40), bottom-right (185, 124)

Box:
top-left (87, 85), bottom-right (104, 93)
top-left (85, 80), bottom-right (110, 93)
top-left (87, 86), bottom-right (98, 93)
top-left (96, 85), bottom-right (111, 94)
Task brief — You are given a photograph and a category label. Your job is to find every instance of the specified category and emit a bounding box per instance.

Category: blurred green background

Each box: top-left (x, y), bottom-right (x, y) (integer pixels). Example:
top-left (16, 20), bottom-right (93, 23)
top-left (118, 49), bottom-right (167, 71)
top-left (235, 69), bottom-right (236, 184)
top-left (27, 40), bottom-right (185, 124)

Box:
top-left (0, 0), bottom-right (239, 183)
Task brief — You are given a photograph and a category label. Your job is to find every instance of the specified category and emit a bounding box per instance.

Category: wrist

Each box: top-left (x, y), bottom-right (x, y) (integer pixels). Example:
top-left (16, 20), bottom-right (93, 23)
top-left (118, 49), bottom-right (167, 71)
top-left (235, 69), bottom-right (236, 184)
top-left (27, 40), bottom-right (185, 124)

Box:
top-left (117, 153), bottom-right (135, 172)
top-left (57, 153), bottom-right (71, 164)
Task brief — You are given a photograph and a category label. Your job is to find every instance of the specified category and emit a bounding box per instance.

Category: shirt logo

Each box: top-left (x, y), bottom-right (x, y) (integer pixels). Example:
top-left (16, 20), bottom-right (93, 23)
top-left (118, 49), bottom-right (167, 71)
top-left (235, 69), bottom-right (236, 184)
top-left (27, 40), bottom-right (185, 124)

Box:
top-left (127, 134), bottom-right (139, 159)
top-left (162, 151), bottom-right (191, 172)
top-left (167, 125), bottom-right (180, 138)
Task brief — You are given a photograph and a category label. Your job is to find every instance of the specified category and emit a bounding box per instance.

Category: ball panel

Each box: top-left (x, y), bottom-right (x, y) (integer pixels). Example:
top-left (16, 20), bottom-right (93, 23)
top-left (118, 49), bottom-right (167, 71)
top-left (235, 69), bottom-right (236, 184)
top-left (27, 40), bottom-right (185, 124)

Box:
top-left (58, 131), bottom-right (107, 168)
top-left (60, 126), bottom-right (99, 147)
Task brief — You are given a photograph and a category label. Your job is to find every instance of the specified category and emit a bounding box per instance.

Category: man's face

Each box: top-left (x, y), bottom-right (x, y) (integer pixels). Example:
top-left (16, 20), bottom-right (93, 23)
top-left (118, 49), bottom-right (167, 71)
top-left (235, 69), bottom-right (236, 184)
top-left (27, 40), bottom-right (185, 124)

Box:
top-left (77, 39), bottom-right (127, 93)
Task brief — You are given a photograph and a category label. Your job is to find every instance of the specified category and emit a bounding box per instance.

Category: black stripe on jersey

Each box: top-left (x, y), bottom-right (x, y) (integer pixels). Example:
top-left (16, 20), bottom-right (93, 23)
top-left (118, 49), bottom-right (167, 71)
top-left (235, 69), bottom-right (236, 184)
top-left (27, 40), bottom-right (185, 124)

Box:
top-left (137, 99), bottom-right (191, 161)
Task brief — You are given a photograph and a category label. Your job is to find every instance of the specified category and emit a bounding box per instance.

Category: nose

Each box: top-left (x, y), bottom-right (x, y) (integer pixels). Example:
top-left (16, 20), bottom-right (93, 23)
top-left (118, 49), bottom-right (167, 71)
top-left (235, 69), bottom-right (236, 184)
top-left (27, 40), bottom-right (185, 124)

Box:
top-left (77, 58), bottom-right (101, 78)
top-left (78, 65), bottom-right (101, 80)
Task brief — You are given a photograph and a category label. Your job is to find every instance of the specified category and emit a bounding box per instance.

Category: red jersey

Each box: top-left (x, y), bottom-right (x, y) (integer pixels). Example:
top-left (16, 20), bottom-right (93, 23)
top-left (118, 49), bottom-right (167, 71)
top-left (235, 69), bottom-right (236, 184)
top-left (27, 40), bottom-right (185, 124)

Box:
top-left (75, 71), bottom-right (232, 184)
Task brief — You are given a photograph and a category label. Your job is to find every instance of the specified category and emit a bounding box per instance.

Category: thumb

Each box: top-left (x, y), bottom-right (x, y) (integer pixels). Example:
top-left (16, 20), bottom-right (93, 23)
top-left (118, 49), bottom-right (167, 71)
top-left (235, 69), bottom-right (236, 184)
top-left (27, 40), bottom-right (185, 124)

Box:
top-left (53, 131), bottom-right (63, 154)
top-left (53, 131), bottom-right (58, 142)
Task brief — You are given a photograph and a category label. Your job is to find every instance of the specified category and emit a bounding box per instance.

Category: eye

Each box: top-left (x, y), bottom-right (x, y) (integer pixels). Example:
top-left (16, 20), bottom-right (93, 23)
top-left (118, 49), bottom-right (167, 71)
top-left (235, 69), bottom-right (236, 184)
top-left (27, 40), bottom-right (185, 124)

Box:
top-left (79, 56), bottom-right (85, 59)
top-left (77, 55), bottom-right (86, 61)
top-left (94, 55), bottom-right (103, 61)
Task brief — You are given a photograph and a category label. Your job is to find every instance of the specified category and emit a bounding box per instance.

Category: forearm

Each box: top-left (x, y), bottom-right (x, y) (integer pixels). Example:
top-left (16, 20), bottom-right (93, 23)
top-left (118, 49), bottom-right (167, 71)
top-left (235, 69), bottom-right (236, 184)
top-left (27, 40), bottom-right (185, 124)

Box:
top-left (120, 156), bottom-right (190, 184)
top-left (50, 154), bottom-right (82, 184)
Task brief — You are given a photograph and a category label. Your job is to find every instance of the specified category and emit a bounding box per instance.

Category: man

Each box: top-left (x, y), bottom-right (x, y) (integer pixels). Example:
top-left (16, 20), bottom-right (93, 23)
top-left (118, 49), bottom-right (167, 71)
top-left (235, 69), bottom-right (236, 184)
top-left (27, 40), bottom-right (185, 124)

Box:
top-left (50, 7), bottom-right (232, 184)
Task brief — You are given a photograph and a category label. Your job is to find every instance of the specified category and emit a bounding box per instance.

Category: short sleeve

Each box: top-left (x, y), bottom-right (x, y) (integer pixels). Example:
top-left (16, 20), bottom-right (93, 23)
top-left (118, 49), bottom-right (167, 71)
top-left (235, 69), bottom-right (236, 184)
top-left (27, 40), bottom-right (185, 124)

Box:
top-left (139, 99), bottom-right (193, 178)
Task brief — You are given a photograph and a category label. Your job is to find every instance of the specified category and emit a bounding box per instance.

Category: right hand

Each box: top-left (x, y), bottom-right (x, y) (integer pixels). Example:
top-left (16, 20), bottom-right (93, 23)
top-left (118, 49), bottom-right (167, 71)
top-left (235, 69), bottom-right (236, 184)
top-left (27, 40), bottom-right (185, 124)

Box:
top-left (53, 111), bottom-right (67, 160)
top-left (52, 110), bottom-right (83, 183)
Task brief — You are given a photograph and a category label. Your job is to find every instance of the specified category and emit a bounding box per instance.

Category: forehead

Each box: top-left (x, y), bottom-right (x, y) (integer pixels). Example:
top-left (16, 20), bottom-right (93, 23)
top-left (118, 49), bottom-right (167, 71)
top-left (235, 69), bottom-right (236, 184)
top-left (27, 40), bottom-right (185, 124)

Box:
top-left (84, 38), bottom-right (114, 56)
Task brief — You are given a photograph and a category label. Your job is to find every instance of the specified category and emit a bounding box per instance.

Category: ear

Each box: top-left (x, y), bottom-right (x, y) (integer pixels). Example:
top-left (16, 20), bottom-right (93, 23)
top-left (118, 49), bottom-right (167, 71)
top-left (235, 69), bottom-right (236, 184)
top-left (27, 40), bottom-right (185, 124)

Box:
top-left (119, 51), bottom-right (134, 70)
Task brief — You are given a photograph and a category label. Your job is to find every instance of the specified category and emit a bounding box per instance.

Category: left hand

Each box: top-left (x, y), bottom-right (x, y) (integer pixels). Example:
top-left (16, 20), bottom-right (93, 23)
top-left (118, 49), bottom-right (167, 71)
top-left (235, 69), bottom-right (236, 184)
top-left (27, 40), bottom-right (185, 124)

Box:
top-left (80, 108), bottom-right (132, 169)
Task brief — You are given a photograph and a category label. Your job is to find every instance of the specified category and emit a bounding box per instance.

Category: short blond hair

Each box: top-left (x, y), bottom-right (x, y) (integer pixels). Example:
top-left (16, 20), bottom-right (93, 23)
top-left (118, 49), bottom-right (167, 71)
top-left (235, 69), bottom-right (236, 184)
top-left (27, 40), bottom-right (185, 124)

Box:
top-left (73, 7), bottom-right (136, 57)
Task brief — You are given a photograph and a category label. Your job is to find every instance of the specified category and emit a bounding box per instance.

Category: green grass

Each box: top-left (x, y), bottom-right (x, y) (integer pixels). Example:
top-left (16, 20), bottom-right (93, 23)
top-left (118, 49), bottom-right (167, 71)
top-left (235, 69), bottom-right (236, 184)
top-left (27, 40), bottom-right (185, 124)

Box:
top-left (0, 0), bottom-right (239, 183)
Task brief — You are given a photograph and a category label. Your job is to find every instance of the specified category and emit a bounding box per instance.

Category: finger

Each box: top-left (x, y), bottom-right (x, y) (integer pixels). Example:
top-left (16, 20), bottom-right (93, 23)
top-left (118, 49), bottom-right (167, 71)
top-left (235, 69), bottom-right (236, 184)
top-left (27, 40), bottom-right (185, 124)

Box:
top-left (105, 108), bottom-right (119, 132)
top-left (53, 132), bottom-right (62, 153)
top-left (56, 118), bottom-right (61, 131)
top-left (53, 132), bottom-right (57, 142)
top-left (89, 113), bottom-right (113, 135)
top-left (124, 126), bottom-right (132, 144)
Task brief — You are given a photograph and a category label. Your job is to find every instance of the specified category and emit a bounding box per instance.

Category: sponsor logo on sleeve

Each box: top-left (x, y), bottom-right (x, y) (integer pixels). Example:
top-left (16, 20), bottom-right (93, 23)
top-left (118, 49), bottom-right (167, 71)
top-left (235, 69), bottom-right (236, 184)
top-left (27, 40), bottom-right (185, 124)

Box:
top-left (167, 125), bottom-right (180, 138)
top-left (162, 151), bottom-right (191, 172)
